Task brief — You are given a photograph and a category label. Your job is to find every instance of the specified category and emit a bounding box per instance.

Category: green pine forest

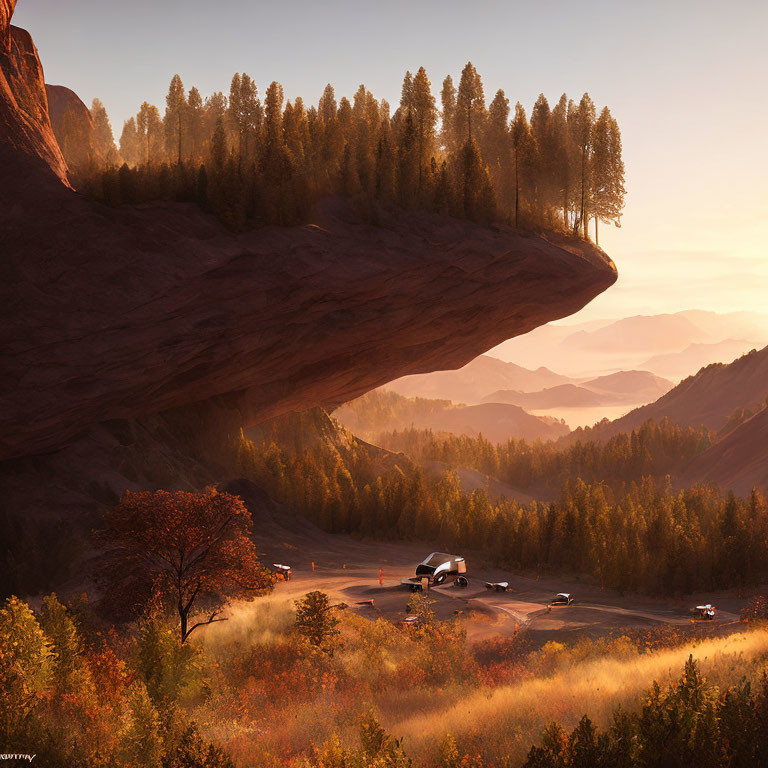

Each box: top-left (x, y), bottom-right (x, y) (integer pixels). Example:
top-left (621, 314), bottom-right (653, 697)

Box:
top-left (83, 64), bottom-right (625, 237)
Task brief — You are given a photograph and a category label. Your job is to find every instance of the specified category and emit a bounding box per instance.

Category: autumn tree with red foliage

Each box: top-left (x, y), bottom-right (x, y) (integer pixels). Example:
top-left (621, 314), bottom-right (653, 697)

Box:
top-left (95, 489), bottom-right (274, 642)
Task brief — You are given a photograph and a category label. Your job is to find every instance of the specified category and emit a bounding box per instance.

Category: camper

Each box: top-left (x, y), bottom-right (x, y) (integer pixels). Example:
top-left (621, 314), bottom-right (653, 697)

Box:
top-left (401, 552), bottom-right (467, 590)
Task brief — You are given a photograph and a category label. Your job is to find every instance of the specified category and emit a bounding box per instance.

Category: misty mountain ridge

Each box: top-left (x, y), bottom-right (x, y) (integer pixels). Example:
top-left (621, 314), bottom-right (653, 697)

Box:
top-left (489, 309), bottom-right (768, 379)
top-left (575, 344), bottom-right (768, 441)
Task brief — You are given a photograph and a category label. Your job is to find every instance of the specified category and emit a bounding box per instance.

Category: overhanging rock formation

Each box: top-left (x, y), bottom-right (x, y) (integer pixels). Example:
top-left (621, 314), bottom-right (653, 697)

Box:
top-left (0, 2), bottom-right (617, 463)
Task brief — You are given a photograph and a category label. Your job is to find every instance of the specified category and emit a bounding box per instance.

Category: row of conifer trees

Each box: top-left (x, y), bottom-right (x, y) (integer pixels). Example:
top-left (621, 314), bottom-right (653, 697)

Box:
top-left (234, 416), bottom-right (768, 596)
top-left (85, 64), bottom-right (625, 236)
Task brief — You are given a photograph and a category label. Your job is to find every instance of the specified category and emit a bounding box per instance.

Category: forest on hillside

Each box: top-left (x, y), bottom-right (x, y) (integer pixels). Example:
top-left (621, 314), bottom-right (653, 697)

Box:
top-left (79, 64), bottom-right (625, 235)
top-left (234, 413), bottom-right (767, 596)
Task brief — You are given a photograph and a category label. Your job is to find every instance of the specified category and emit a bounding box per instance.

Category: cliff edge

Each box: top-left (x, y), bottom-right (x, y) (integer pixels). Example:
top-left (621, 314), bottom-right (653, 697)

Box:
top-left (0, 4), bottom-right (617, 464)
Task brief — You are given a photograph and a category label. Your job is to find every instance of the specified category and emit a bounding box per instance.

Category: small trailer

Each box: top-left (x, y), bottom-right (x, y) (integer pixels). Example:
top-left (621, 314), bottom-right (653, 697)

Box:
top-left (691, 604), bottom-right (716, 620)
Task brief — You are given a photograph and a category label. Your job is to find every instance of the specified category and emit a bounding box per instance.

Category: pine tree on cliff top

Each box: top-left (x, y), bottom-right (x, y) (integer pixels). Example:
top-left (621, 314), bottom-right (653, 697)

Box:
top-left (411, 66), bottom-right (438, 194)
top-left (164, 74), bottom-right (186, 164)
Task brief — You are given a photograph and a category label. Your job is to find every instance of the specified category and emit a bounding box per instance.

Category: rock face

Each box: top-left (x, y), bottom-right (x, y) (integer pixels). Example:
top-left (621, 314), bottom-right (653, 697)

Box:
top-left (45, 83), bottom-right (101, 172)
top-left (0, 3), bottom-right (67, 184)
top-left (1, 198), bottom-right (616, 462)
top-left (0, 4), bottom-right (617, 466)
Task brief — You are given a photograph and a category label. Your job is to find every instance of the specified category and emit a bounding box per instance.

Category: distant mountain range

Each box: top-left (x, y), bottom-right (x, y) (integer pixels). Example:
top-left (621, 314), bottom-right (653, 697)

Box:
top-left (385, 355), bottom-right (673, 412)
top-left (410, 402), bottom-right (570, 443)
top-left (580, 344), bottom-right (768, 438)
top-left (334, 387), bottom-right (569, 444)
top-left (564, 313), bottom-right (709, 355)
top-left (638, 339), bottom-right (760, 381)
top-left (482, 370), bottom-right (673, 409)
top-left (384, 355), bottom-right (571, 403)
top-left (490, 310), bottom-right (768, 379)
top-left (682, 407), bottom-right (768, 495)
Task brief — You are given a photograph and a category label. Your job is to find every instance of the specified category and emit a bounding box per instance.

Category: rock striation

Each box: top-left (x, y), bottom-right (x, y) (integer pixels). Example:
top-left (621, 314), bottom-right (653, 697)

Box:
top-left (0, 2), bottom-right (617, 465)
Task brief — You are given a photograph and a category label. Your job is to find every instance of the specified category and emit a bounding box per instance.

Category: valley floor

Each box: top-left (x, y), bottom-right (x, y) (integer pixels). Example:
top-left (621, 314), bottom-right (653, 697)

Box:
top-left (250, 518), bottom-right (747, 648)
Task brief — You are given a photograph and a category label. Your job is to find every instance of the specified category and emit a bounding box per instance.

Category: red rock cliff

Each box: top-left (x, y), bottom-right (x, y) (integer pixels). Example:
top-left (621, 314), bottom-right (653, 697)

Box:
top-left (0, 5), bottom-right (617, 463)
top-left (46, 83), bottom-right (101, 172)
top-left (0, 0), bottom-right (68, 184)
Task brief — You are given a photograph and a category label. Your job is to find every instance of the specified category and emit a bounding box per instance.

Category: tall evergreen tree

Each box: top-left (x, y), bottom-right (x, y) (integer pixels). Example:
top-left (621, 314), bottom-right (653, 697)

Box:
top-left (209, 116), bottom-right (227, 172)
top-left (440, 75), bottom-right (457, 153)
top-left (485, 89), bottom-right (511, 211)
top-left (397, 109), bottom-right (419, 207)
top-left (455, 62), bottom-right (485, 145)
top-left (399, 70), bottom-right (414, 114)
top-left (164, 74), bottom-right (186, 164)
top-left (590, 106), bottom-right (625, 243)
top-left (136, 102), bottom-right (162, 165)
top-left (186, 86), bottom-right (204, 160)
top-left (263, 80), bottom-right (285, 148)
top-left (228, 73), bottom-right (261, 165)
top-left (530, 94), bottom-right (553, 218)
top-left (318, 83), bottom-right (337, 123)
top-left (119, 117), bottom-right (140, 167)
top-left (375, 116), bottom-right (396, 206)
top-left (90, 98), bottom-right (118, 163)
top-left (551, 94), bottom-right (574, 228)
top-left (410, 67), bottom-right (437, 194)
top-left (511, 102), bottom-right (533, 227)
top-left (573, 92), bottom-right (596, 237)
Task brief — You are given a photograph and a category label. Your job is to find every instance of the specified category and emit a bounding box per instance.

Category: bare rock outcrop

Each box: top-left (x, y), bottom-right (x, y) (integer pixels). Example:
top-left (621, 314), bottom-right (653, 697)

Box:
top-left (45, 83), bottom-right (101, 172)
top-left (0, 2), bottom-right (67, 183)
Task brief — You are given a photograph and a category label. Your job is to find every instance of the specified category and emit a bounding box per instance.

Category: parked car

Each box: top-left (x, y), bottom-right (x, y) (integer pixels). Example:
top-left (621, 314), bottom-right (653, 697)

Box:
top-left (691, 604), bottom-right (716, 620)
top-left (454, 576), bottom-right (469, 587)
top-left (484, 581), bottom-right (510, 593)
top-left (272, 563), bottom-right (291, 581)
top-left (550, 593), bottom-right (573, 606)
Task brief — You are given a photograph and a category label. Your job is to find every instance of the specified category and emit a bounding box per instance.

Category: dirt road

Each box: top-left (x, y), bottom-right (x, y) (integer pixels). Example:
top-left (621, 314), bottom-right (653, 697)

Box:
top-left (252, 511), bottom-right (743, 644)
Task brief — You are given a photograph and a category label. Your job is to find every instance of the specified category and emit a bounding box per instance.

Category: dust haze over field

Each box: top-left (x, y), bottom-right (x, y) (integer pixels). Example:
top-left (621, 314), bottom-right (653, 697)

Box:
top-left (391, 630), bottom-right (768, 763)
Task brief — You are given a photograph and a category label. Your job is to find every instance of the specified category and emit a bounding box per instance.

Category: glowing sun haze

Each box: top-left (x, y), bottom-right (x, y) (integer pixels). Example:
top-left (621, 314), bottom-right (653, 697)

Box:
top-left (16, 0), bottom-right (767, 321)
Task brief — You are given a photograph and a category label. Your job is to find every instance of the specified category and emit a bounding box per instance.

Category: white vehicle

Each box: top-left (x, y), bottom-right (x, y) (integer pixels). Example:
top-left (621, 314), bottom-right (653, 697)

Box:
top-left (550, 593), bottom-right (573, 606)
top-left (402, 552), bottom-right (467, 590)
top-left (691, 604), bottom-right (716, 620)
top-left (415, 552), bottom-right (466, 584)
top-left (272, 563), bottom-right (292, 581)
top-left (484, 581), bottom-right (510, 593)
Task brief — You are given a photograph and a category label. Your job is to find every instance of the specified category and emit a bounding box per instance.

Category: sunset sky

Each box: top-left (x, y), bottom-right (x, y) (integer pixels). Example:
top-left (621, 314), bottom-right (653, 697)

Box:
top-left (16, 0), bottom-right (768, 321)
